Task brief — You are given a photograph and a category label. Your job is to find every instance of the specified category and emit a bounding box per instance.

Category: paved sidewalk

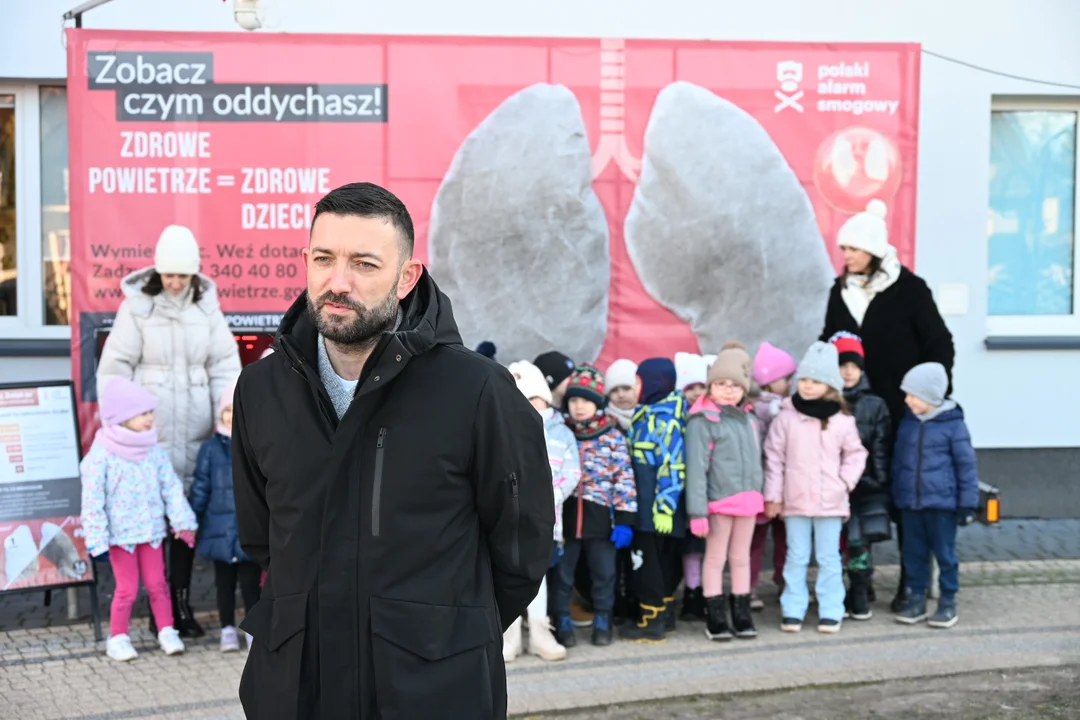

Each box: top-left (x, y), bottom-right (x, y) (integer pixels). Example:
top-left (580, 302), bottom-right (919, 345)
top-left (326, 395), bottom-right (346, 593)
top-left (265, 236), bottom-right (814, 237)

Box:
top-left (0, 561), bottom-right (1077, 719)
top-left (2, 519), bottom-right (1077, 634)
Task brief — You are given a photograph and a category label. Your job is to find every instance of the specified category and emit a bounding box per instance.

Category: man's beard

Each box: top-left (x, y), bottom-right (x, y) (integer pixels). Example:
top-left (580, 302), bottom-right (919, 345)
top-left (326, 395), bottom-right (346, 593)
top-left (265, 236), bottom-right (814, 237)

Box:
top-left (307, 287), bottom-right (399, 349)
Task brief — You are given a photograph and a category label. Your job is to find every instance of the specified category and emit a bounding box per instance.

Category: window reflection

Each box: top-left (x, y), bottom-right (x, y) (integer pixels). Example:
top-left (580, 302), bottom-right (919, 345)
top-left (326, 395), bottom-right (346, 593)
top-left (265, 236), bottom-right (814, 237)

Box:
top-left (988, 110), bottom-right (1077, 316)
top-left (40, 86), bottom-right (70, 325)
top-left (0, 94), bottom-right (16, 317)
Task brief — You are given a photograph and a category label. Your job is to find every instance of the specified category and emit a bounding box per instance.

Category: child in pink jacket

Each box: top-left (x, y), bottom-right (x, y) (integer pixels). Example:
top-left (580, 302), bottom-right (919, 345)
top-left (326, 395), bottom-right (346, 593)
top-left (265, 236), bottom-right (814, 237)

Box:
top-left (764, 342), bottom-right (867, 635)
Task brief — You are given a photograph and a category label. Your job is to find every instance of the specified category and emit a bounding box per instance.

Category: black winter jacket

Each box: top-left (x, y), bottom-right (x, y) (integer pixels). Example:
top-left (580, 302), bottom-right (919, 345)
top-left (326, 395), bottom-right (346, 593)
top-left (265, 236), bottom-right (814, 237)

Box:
top-left (232, 269), bottom-right (554, 720)
top-left (842, 377), bottom-right (891, 503)
top-left (821, 266), bottom-right (955, 435)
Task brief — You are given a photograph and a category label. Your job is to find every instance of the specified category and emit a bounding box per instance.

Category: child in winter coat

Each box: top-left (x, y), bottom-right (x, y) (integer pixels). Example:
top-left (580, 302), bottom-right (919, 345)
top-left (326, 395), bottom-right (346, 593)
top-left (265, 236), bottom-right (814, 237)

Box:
top-left (620, 358), bottom-right (687, 644)
top-left (672, 352), bottom-right (716, 621)
top-left (830, 332), bottom-right (891, 621)
top-left (554, 365), bottom-right (637, 648)
top-left (764, 342), bottom-right (868, 634)
top-left (686, 343), bottom-right (764, 641)
top-left (502, 361), bottom-right (581, 663)
top-left (604, 359), bottom-right (640, 432)
top-left (188, 381), bottom-right (261, 653)
top-left (892, 362), bottom-right (979, 629)
top-left (748, 341), bottom-right (798, 609)
top-left (80, 377), bottom-right (198, 662)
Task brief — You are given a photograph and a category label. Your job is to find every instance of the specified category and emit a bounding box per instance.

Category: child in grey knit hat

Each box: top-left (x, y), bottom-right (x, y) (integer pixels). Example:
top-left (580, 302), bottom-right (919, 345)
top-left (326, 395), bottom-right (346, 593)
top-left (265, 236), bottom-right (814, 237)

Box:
top-left (891, 362), bottom-right (979, 629)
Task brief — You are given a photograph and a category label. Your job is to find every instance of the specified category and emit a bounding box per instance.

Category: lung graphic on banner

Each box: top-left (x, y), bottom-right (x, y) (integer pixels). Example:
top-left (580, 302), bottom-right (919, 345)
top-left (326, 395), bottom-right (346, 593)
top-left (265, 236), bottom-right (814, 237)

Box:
top-left (67, 31), bottom-right (920, 450)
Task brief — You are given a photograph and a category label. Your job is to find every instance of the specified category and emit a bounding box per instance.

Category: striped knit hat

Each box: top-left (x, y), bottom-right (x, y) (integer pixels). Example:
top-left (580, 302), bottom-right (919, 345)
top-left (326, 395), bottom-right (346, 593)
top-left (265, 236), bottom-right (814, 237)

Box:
top-left (563, 365), bottom-right (607, 409)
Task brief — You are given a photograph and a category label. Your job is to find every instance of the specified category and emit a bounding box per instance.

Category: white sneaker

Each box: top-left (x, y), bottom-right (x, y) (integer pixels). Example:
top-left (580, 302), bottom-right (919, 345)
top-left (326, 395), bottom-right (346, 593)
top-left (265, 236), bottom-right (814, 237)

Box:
top-left (106, 634), bottom-right (138, 662)
top-left (528, 617), bottom-right (567, 661)
top-left (220, 625), bottom-right (241, 653)
top-left (502, 617), bottom-right (522, 662)
top-left (158, 626), bottom-right (185, 656)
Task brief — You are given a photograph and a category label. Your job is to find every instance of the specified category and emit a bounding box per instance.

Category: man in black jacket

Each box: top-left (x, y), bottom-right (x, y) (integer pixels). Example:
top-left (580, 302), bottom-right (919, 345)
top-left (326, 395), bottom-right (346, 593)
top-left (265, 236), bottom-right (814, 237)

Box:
top-left (232, 182), bottom-right (554, 719)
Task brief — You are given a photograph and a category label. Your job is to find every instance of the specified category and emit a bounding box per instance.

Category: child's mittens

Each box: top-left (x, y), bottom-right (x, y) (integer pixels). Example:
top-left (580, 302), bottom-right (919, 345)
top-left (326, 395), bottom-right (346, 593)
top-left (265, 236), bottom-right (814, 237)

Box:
top-left (610, 525), bottom-right (634, 549)
top-left (689, 517), bottom-right (710, 538)
top-left (653, 511), bottom-right (674, 535)
top-left (956, 509), bottom-right (976, 527)
top-left (174, 529), bottom-right (196, 549)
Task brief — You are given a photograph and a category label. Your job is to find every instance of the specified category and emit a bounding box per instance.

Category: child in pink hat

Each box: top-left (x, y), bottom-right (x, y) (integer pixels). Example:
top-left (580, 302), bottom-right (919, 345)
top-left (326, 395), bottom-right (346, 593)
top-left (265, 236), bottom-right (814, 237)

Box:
top-left (748, 342), bottom-right (797, 610)
top-left (81, 377), bottom-right (198, 662)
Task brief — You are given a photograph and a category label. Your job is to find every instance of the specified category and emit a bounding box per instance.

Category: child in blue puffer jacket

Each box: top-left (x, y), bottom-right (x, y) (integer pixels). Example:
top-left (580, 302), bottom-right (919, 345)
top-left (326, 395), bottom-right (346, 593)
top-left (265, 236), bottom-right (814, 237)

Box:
top-left (189, 381), bottom-right (261, 653)
top-left (890, 363), bottom-right (978, 630)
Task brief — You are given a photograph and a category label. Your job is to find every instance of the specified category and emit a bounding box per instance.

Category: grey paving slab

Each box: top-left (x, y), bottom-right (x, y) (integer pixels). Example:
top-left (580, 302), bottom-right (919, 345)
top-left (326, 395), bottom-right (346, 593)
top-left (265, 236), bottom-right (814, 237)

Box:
top-left (0, 562), bottom-right (1077, 719)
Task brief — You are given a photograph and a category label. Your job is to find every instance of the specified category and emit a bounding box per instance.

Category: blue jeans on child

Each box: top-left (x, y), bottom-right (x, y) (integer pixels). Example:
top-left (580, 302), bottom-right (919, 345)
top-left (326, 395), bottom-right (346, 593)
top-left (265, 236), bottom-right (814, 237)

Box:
top-left (782, 516), bottom-right (845, 622)
top-left (900, 509), bottom-right (959, 603)
top-left (553, 538), bottom-right (616, 618)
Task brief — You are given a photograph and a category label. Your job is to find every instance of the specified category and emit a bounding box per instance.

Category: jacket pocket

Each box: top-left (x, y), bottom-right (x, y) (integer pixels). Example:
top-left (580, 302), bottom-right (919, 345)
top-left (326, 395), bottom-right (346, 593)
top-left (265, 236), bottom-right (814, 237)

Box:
top-left (370, 597), bottom-right (499, 719)
top-left (238, 591), bottom-right (310, 719)
top-left (371, 427), bottom-right (386, 537)
top-left (509, 472), bottom-right (520, 567)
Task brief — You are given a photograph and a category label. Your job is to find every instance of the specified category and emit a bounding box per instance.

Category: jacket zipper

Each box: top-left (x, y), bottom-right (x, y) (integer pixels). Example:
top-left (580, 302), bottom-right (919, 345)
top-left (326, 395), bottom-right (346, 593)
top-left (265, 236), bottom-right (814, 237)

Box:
top-left (371, 427), bottom-right (386, 537)
top-left (509, 472), bottom-right (521, 567)
top-left (915, 423), bottom-right (926, 509)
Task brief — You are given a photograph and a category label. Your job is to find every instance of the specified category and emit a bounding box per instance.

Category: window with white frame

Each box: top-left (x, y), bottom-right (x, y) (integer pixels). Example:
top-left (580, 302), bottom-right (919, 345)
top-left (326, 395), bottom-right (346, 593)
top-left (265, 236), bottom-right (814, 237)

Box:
top-left (988, 99), bottom-right (1079, 336)
top-left (0, 84), bottom-right (70, 341)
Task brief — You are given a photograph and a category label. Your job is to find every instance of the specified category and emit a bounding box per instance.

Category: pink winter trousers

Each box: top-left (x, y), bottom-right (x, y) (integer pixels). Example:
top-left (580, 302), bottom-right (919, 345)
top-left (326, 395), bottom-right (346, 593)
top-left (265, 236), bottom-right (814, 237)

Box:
top-left (702, 515), bottom-right (756, 597)
top-left (108, 544), bottom-right (174, 637)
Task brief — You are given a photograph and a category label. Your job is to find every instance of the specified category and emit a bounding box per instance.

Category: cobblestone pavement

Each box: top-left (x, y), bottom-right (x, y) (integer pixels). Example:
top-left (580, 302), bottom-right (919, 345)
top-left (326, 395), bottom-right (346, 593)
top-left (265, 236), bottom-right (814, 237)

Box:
top-left (0, 561), bottom-right (1077, 719)
top-left (1, 519), bottom-right (1076, 634)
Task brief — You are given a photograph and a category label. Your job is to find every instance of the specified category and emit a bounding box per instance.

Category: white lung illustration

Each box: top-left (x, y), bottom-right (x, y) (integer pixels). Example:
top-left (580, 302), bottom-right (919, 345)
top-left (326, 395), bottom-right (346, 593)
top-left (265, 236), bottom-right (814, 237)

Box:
top-left (4, 525), bottom-right (40, 588)
top-left (40, 522), bottom-right (84, 580)
top-left (428, 83), bottom-right (610, 364)
top-left (624, 81), bottom-right (833, 356)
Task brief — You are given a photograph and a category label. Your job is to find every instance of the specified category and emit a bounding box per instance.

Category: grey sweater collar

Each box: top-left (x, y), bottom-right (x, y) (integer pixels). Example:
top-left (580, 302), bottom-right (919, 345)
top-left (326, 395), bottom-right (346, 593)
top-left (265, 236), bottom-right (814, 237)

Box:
top-left (316, 308), bottom-right (405, 419)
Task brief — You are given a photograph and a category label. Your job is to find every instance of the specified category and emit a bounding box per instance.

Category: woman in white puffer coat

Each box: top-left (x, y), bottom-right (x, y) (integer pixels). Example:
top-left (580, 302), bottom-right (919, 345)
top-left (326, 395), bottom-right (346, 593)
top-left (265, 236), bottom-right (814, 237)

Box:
top-left (96, 224), bottom-right (241, 638)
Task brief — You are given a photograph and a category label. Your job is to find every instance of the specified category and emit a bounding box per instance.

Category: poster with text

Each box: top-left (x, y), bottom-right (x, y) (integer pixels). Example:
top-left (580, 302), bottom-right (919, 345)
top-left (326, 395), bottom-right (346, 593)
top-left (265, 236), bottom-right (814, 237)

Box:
top-left (67, 30), bottom-right (920, 450)
top-left (0, 384), bottom-right (93, 592)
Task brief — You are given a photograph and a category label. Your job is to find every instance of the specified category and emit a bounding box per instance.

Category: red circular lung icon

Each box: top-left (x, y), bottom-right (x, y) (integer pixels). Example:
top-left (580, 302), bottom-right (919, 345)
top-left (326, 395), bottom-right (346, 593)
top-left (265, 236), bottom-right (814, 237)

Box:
top-left (813, 126), bottom-right (902, 215)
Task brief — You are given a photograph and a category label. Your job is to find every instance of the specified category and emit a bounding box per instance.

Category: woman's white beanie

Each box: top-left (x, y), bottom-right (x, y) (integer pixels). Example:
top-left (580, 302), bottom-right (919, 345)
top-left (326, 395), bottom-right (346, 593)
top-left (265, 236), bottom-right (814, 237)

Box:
top-left (154, 225), bottom-right (201, 275)
top-left (508, 360), bottom-right (553, 406)
top-left (836, 199), bottom-right (889, 259)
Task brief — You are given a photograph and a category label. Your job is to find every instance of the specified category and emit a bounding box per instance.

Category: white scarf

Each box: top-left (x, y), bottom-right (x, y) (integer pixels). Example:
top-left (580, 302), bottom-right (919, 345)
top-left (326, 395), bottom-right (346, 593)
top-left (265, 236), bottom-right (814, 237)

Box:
top-left (606, 403), bottom-right (636, 431)
top-left (840, 246), bottom-right (902, 326)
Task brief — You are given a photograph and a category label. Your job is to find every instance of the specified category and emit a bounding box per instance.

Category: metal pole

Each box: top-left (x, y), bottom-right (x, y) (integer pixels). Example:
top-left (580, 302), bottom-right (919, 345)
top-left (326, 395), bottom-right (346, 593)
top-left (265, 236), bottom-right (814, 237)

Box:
top-left (63, 0), bottom-right (116, 23)
top-left (66, 587), bottom-right (80, 620)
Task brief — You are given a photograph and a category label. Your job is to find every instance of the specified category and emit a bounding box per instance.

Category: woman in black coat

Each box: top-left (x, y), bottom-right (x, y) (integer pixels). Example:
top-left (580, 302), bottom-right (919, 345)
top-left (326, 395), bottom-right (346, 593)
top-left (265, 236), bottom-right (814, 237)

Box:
top-left (819, 199), bottom-right (955, 611)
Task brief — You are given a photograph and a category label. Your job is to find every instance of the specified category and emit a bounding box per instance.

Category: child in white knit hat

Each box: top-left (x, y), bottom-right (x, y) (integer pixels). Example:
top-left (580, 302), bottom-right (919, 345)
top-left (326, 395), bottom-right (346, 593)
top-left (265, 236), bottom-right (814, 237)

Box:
top-left (675, 352), bottom-right (716, 407)
top-left (501, 361), bottom-right (581, 662)
top-left (604, 359), bottom-right (640, 431)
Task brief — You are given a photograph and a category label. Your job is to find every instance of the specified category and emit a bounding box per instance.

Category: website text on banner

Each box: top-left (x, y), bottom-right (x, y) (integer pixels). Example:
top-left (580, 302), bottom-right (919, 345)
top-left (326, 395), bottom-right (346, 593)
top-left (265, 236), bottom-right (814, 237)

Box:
top-left (66, 31), bottom-right (920, 452)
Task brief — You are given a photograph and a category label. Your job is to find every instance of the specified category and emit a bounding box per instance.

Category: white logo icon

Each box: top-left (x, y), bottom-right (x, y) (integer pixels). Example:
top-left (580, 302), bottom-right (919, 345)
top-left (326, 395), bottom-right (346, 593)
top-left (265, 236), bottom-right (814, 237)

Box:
top-left (775, 61), bottom-right (805, 113)
top-left (631, 549), bottom-right (644, 571)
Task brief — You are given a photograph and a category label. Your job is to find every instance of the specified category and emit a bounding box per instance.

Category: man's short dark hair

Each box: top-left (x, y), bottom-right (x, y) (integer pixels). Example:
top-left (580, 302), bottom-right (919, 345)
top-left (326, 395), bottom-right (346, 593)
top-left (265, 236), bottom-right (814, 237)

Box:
top-left (312, 182), bottom-right (415, 259)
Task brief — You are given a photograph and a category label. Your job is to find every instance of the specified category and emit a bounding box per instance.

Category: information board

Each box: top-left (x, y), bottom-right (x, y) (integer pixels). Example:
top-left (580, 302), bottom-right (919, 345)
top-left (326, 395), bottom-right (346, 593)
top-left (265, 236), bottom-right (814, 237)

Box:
top-left (0, 383), bottom-right (94, 592)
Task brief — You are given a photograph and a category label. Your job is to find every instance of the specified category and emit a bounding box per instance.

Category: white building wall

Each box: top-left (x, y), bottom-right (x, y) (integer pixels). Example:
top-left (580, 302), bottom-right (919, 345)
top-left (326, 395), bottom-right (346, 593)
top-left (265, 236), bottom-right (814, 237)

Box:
top-left (3, 0), bottom-right (1080, 449)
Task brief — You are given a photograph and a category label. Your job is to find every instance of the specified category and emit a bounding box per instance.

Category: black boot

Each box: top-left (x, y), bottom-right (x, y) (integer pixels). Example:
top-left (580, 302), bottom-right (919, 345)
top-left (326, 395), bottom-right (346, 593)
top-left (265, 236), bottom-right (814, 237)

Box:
top-left (591, 611), bottom-right (613, 646)
top-left (729, 594), bottom-right (757, 638)
top-left (172, 588), bottom-right (206, 638)
top-left (890, 568), bottom-right (908, 614)
top-left (618, 604), bottom-right (667, 644)
top-left (703, 595), bottom-right (733, 641)
top-left (867, 568), bottom-right (877, 603)
top-left (848, 570), bottom-right (872, 620)
top-left (663, 596), bottom-right (677, 633)
top-left (680, 587), bottom-right (707, 621)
